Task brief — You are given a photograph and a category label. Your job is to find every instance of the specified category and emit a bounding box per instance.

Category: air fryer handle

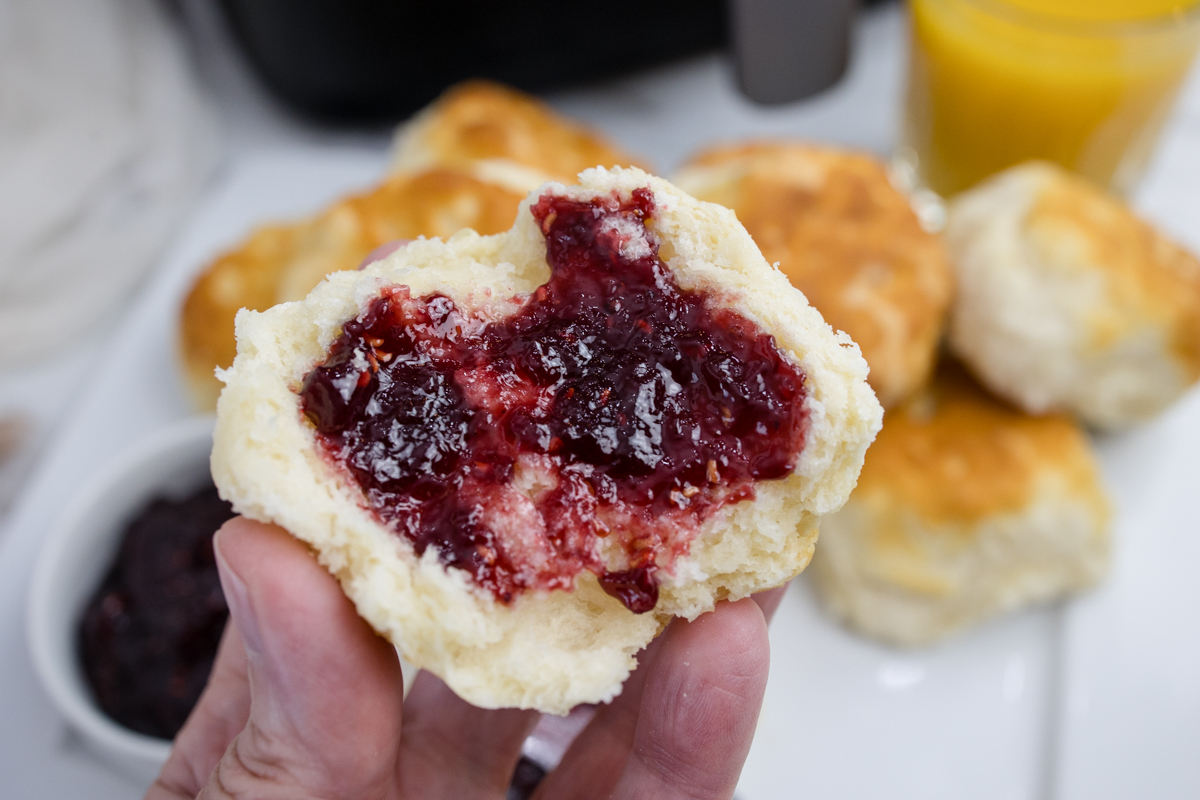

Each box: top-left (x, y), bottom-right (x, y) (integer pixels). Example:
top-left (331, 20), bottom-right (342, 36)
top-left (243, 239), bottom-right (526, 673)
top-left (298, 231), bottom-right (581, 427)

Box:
top-left (730, 0), bottom-right (857, 104)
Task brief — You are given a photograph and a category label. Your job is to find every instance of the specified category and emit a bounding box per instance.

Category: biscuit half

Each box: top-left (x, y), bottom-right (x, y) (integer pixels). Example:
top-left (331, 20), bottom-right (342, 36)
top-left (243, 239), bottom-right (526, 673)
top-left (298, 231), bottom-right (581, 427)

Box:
top-left (810, 360), bottom-right (1110, 646)
top-left (676, 142), bottom-right (954, 409)
top-left (211, 167), bottom-right (882, 712)
top-left (946, 161), bottom-right (1200, 430)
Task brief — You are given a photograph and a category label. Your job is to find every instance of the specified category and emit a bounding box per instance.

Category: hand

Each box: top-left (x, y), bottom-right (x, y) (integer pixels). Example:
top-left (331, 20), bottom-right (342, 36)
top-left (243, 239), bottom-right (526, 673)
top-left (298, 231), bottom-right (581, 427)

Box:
top-left (146, 517), bottom-right (785, 800)
top-left (358, 239), bottom-right (410, 269)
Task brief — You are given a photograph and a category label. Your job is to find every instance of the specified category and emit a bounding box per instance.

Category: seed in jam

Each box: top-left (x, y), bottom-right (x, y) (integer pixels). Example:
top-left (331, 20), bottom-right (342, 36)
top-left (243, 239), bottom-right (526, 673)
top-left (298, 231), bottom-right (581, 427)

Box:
top-left (300, 187), bottom-right (808, 613)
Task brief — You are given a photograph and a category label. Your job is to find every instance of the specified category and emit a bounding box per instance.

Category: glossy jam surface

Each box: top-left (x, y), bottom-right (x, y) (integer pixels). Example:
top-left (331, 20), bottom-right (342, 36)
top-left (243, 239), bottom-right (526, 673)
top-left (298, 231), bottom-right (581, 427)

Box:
top-left (79, 486), bottom-right (233, 739)
top-left (300, 188), bottom-right (808, 612)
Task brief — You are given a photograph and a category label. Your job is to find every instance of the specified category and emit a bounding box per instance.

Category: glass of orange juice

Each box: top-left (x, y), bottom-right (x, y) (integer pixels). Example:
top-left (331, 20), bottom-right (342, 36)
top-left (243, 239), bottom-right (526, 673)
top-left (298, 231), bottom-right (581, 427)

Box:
top-left (896, 0), bottom-right (1200, 200)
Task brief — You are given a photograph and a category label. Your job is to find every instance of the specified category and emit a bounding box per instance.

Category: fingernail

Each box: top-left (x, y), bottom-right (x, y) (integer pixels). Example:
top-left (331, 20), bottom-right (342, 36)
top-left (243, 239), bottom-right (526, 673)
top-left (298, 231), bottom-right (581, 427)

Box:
top-left (214, 530), bottom-right (265, 656)
top-left (357, 239), bottom-right (411, 269)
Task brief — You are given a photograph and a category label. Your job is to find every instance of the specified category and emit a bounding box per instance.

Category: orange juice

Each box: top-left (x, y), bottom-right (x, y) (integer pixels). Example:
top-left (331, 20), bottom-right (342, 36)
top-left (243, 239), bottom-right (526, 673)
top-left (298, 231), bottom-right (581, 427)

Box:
top-left (900, 0), bottom-right (1200, 197)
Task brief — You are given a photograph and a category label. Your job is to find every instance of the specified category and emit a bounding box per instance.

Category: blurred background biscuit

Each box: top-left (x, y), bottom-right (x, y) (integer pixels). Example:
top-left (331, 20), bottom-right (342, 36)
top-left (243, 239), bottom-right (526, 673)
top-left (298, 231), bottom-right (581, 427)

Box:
top-left (388, 80), bottom-right (649, 193)
top-left (179, 170), bottom-right (524, 410)
top-left (810, 360), bottom-right (1111, 646)
top-left (946, 161), bottom-right (1200, 430)
top-left (179, 83), bottom-right (643, 411)
top-left (676, 142), bottom-right (953, 409)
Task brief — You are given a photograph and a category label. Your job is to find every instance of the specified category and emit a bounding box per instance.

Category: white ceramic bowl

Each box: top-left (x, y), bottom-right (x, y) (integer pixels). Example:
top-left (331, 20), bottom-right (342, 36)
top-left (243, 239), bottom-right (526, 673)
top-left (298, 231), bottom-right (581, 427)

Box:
top-left (27, 416), bottom-right (217, 784)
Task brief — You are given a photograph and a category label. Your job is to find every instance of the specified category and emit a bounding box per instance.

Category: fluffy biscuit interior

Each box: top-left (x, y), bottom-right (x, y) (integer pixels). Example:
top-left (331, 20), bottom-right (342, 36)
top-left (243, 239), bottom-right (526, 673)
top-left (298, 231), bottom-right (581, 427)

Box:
top-left (212, 167), bottom-right (881, 712)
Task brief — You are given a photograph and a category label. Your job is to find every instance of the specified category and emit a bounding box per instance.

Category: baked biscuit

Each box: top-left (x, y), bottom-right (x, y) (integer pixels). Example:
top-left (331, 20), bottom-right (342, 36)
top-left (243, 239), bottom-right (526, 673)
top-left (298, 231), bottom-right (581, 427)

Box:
top-left (947, 161), bottom-right (1200, 429)
top-left (810, 360), bottom-right (1110, 646)
top-left (211, 167), bottom-right (882, 712)
top-left (180, 170), bottom-right (525, 410)
top-left (675, 142), bottom-right (954, 409)
top-left (390, 81), bottom-right (647, 194)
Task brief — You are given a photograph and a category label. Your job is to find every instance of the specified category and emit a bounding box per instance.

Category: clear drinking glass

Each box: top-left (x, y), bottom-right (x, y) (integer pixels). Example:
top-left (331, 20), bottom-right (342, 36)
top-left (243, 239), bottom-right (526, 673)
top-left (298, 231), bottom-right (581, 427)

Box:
top-left (896, 0), bottom-right (1200, 200)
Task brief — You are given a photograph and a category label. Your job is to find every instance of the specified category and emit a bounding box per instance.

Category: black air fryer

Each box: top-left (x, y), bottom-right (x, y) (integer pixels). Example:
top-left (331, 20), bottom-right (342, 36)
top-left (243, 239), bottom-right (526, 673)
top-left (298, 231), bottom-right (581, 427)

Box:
top-left (216, 0), bottom-right (726, 121)
top-left (215, 0), bottom-right (891, 122)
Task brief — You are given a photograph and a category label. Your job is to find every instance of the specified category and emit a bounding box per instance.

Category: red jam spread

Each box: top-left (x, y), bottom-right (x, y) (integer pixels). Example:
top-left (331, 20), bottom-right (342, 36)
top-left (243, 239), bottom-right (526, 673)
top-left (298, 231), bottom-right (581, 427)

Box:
top-left (300, 188), bottom-right (808, 613)
top-left (80, 485), bottom-right (234, 739)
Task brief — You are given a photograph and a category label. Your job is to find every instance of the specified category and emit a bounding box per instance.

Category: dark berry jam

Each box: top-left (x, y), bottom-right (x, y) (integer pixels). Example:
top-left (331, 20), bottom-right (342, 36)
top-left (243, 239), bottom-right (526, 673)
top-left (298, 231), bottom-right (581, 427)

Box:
top-left (79, 485), bottom-right (234, 739)
top-left (300, 188), bottom-right (808, 613)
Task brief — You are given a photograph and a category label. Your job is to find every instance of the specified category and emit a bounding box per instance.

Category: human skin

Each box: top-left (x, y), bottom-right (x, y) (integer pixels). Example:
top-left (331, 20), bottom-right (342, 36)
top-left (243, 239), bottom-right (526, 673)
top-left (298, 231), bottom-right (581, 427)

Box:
top-left (149, 240), bottom-right (786, 799)
top-left (143, 517), bottom-right (785, 800)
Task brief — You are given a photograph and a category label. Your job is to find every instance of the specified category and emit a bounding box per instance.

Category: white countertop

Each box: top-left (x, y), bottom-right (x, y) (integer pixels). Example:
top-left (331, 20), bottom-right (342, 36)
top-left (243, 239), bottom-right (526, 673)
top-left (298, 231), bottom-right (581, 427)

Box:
top-left (2, 3), bottom-right (1199, 798)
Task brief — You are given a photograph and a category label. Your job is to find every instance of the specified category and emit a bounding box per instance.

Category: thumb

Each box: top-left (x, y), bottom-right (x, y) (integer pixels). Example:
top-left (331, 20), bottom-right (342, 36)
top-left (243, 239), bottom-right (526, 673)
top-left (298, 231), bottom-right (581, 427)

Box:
top-left (202, 518), bottom-right (403, 799)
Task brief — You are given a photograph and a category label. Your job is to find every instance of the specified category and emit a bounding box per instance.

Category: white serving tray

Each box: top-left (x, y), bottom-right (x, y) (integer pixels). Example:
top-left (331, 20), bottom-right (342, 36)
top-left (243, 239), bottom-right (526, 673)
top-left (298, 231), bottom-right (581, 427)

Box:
top-left (1, 142), bottom-right (1195, 800)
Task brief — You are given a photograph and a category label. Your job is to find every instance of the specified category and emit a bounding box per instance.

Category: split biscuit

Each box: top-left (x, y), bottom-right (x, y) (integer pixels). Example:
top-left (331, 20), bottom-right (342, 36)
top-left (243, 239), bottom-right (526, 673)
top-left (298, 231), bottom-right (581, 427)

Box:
top-left (211, 167), bottom-right (882, 712)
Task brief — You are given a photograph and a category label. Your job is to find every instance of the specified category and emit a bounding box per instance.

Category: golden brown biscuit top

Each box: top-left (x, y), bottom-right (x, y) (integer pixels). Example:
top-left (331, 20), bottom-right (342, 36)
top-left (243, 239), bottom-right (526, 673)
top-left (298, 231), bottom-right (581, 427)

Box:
top-left (856, 362), bottom-right (1105, 524)
top-left (1024, 167), bottom-right (1200, 381)
top-left (180, 224), bottom-right (299, 408)
top-left (402, 81), bottom-right (644, 184)
top-left (678, 142), bottom-right (953, 408)
top-left (274, 168), bottom-right (524, 303)
top-left (179, 169), bottom-right (524, 409)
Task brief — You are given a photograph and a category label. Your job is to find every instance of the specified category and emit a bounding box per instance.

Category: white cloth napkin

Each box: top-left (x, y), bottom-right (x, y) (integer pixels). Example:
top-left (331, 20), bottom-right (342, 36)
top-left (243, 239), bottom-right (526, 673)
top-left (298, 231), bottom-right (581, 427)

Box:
top-left (0, 0), bottom-right (216, 365)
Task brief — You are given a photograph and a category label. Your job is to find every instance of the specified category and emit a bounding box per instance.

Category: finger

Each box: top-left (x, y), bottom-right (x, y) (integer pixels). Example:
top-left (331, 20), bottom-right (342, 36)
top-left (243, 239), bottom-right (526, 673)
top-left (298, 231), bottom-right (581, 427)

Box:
top-left (536, 582), bottom-right (786, 800)
top-left (751, 580), bottom-right (792, 624)
top-left (529, 629), bottom-right (671, 800)
top-left (610, 598), bottom-right (770, 800)
top-left (146, 623), bottom-right (250, 799)
top-left (199, 517), bottom-right (405, 799)
top-left (358, 239), bottom-right (412, 269)
top-left (398, 670), bottom-right (540, 799)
